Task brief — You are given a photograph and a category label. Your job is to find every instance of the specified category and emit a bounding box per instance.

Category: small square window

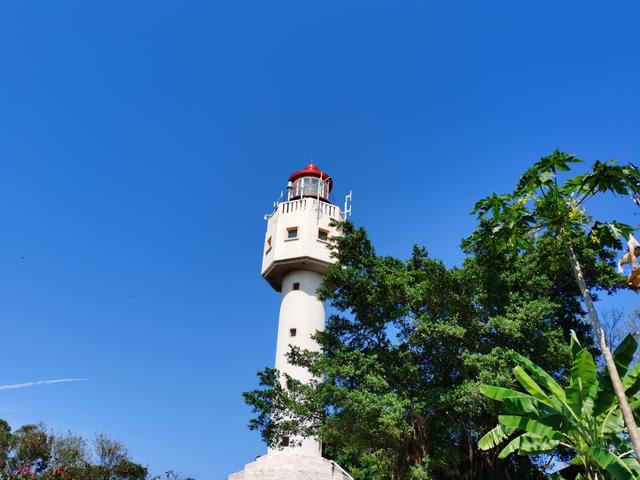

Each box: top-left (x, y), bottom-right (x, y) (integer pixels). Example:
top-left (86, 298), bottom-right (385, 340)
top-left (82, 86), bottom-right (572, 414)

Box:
top-left (318, 229), bottom-right (329, 241)
top-left (287, 227), bottom-right (298, 239)
top-left (290, 328), bottom-right (297, 337)
top-left (292, 282), bottom-right (300, 290)
top-left (281, 436), bottom-right (290, 447)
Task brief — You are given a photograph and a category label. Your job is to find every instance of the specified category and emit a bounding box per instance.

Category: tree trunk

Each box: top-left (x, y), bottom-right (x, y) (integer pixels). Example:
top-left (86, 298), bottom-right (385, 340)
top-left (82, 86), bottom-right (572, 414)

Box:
top-left (565, 240), bottom-right (640, 459)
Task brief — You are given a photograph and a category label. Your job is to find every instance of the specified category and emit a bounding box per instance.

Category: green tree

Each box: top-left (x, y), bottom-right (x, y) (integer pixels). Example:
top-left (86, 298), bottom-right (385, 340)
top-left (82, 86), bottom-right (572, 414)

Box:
top-left (94, 434), bottom-right (128, 471)
top-left (51, 432), bottom-right (88, 468)
top-left (13, 424), bottom-right (52, 473)
top-left (0, 419), bottom-right (188, 480)
top-left (244, 216), bottom-right (622, 479)
top-left (471, 150), bottom-right (640, 457)
top-left (112, 459), bottom-right (148, 480)
top-left (0, 419), bottom-right (14, 471)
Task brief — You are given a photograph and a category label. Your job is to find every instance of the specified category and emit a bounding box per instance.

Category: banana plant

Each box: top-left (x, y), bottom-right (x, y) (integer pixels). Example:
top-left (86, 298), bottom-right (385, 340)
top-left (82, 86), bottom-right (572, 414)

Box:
top-left (471, 151), bottom-right (640, 458)
top-left (479, 332), bottom-right (640, 480)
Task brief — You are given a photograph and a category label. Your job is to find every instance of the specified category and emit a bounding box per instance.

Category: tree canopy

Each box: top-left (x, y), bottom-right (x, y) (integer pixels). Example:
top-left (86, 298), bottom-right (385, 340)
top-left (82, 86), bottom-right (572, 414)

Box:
top-left (0, 420), bottom-right (194, 480)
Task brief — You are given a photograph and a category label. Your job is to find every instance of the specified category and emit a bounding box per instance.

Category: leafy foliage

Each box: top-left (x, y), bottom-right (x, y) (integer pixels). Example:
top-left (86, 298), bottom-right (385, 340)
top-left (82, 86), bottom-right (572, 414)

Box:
top-left (0, 420), bottom-right (194, 480)
top-left (480, 332), bottom-right (640, 480)
top-left (471, 150), bottom-right (639, 253)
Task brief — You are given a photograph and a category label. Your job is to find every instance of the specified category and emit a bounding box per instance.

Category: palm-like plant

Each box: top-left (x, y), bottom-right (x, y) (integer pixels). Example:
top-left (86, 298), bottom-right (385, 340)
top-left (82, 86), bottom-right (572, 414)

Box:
top-left (472, 150), bottom-right (640, 458)
top-left (479, 332), bottom-right (640, 480)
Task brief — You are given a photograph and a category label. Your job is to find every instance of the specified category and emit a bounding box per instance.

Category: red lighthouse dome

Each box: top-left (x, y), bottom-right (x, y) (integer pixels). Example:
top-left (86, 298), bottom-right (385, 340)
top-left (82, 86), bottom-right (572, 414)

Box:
top-left (288, 164), bottom-right (333, 202)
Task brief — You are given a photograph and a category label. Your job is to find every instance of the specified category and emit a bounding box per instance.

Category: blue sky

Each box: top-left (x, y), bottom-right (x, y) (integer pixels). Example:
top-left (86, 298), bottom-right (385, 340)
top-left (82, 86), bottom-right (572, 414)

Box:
top-left (1, 1), bottom-right (639, 478)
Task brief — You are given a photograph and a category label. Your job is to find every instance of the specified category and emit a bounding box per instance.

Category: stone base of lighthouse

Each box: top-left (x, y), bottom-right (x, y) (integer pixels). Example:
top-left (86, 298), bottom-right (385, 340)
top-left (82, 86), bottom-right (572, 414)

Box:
top-left (228, 452), bottom-right (351, 480)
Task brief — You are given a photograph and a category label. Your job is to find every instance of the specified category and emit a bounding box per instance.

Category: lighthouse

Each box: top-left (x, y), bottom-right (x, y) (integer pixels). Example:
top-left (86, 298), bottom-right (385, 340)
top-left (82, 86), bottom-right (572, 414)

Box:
top-left (262, 163), bottom-right (342, 455)
top-left (229, 164), bottom-right (352, 480)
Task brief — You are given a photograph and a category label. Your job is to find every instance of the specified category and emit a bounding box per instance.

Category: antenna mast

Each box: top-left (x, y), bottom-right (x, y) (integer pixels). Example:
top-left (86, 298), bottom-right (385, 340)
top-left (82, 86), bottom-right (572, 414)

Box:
top-left (344, 190), bottom-right (352, 219)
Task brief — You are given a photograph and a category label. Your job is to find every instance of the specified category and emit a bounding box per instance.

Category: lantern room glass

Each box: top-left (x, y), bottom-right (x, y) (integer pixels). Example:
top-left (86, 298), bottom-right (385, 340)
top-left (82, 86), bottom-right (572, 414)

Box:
top-left (291, 176), bottom-right (330, 200)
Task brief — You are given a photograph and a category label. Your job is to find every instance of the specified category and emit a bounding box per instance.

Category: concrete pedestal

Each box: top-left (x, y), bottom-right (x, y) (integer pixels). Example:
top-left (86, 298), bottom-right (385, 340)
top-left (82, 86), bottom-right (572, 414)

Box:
top-left (228, 453), bottom-right (351, 480)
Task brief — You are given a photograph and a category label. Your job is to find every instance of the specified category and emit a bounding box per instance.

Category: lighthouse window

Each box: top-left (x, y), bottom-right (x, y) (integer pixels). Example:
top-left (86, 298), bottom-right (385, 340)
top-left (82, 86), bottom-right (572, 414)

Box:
top-left (308, 177), bottom-right (320, 195)
top-left (286, 227), bottom-right (299, 239)
top-left (292, 282), bottom-right (300, 290)
top-left (318, 228), bottom-right (329, 241)
top-left (281, 436), bottom-right (290, 447)
top-left (265, 236), bottom-right (272, 254)
top-left (290, 328), bottom-right (297, 337)
top-left (292, 177), bottom-right (329, 199)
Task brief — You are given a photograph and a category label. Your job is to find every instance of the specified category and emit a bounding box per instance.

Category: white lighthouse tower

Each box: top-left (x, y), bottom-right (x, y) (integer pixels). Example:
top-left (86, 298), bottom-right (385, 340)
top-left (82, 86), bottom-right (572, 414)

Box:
top-left (229, 164), bottom-right (352, 480)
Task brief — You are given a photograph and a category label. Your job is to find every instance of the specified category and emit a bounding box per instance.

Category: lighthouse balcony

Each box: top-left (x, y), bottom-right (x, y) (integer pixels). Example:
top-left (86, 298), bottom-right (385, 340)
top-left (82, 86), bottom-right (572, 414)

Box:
top-left (261, 198), bottom-right (343, 292)
top-left (268, 197), bottom-right (343, 219)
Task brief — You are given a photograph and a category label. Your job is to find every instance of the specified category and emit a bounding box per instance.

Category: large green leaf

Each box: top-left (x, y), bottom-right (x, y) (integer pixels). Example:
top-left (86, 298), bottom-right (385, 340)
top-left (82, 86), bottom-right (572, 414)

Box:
top-left (621, 359), bottom-right (640, 399)
top-left (511, 352), bottom-right (566, 401)
top-left (480, 385), bottom-right (528, 401)
top-left (566, 348), bottom-right (597, 415)
top-left (571, 348), bottom-right (597, 391)
top-left (590, 221), bottom-right (633, 249)
top-left (593, 345), bottom-right (633, 418)
top-left (586, 446), bottom-right (636, 480)
top-left (535, 412), bottom-right (564, 429)
top-left (622, 360), bottom-right (640, 391)
top-left (621, 456), bottom-right (640, 477)
top-left (478, 424), bottom-right (515, 451)
top-left (516, 151), bottom-right (581, 198)
top-left (600, 406), bottom-right (625, 436)
top-left (502, 395), bottom-right (557, 417)
top-left (582, 160), bottom-right (636, 196)
top-left (614, 334), bottom-right (638, 378)
top-left (593, 375), bottom-right (617, 418)
top-left (513, 366), bottom-right (556, 407)
top-left (569, 330), bottom-right (582, 361)
top-left (498, 433), bottom-right (560, 459)
top-left (626, 377), bottom-right (640, 398)
top-left (595, 349), bottom-right (640, 418)
top-left (472, 193), bottom-right (513, 218)
top-left (498, 415), bottom-right (561, 439)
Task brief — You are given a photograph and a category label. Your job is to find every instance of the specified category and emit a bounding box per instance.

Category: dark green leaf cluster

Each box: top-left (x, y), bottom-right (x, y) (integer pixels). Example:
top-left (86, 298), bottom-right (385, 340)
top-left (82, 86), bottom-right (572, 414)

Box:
top-left (471, 150), bottom-right (639, 252)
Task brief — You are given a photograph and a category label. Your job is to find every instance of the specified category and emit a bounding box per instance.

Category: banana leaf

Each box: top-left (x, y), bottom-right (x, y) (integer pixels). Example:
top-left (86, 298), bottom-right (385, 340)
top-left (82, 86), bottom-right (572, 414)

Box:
top-left (513, 366), bottom-right (558, 408)
top-left (510, 351), bottom-right (566, 401)
top-left (498, 415), bottom-right (561, 438)
top-left (566, 348), bottom-right (597, 415)
top-left (586, 446), bottom-right (636, 480)
top-left (498, 432), bottom-right (561, 459)
top-left (613, 334), bottom-right (637, 378)
top-left (478, 424), bottom-right (516, 451)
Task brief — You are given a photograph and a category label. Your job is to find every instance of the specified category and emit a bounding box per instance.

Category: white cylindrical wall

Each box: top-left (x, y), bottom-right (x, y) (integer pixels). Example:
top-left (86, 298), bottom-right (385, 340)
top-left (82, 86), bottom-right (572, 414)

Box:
top-left (268, 270), bottom-right (325, 457)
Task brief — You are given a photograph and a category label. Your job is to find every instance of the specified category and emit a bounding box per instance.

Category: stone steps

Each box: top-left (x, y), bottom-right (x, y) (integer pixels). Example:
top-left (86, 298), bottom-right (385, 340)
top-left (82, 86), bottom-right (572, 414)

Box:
top-left (229, 453), bottom-right (351, 480)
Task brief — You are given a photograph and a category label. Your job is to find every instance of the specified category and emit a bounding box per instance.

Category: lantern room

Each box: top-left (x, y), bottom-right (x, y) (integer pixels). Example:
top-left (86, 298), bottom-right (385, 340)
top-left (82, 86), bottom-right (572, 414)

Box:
top-left (288, 164), bottom-right (333, 202)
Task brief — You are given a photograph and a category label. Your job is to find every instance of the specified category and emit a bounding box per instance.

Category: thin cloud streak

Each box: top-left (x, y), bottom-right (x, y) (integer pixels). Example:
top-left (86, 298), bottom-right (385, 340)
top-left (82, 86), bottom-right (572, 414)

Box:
top-left (0, 379), bottom-right (87, 391)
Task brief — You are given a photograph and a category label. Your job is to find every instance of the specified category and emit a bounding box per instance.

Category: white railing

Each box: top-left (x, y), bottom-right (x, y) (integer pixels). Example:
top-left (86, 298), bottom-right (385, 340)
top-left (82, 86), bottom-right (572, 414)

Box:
top-left (278, 198), bottom-right (343, 220)
top-left (330, 460), bottom-right (353, 479)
